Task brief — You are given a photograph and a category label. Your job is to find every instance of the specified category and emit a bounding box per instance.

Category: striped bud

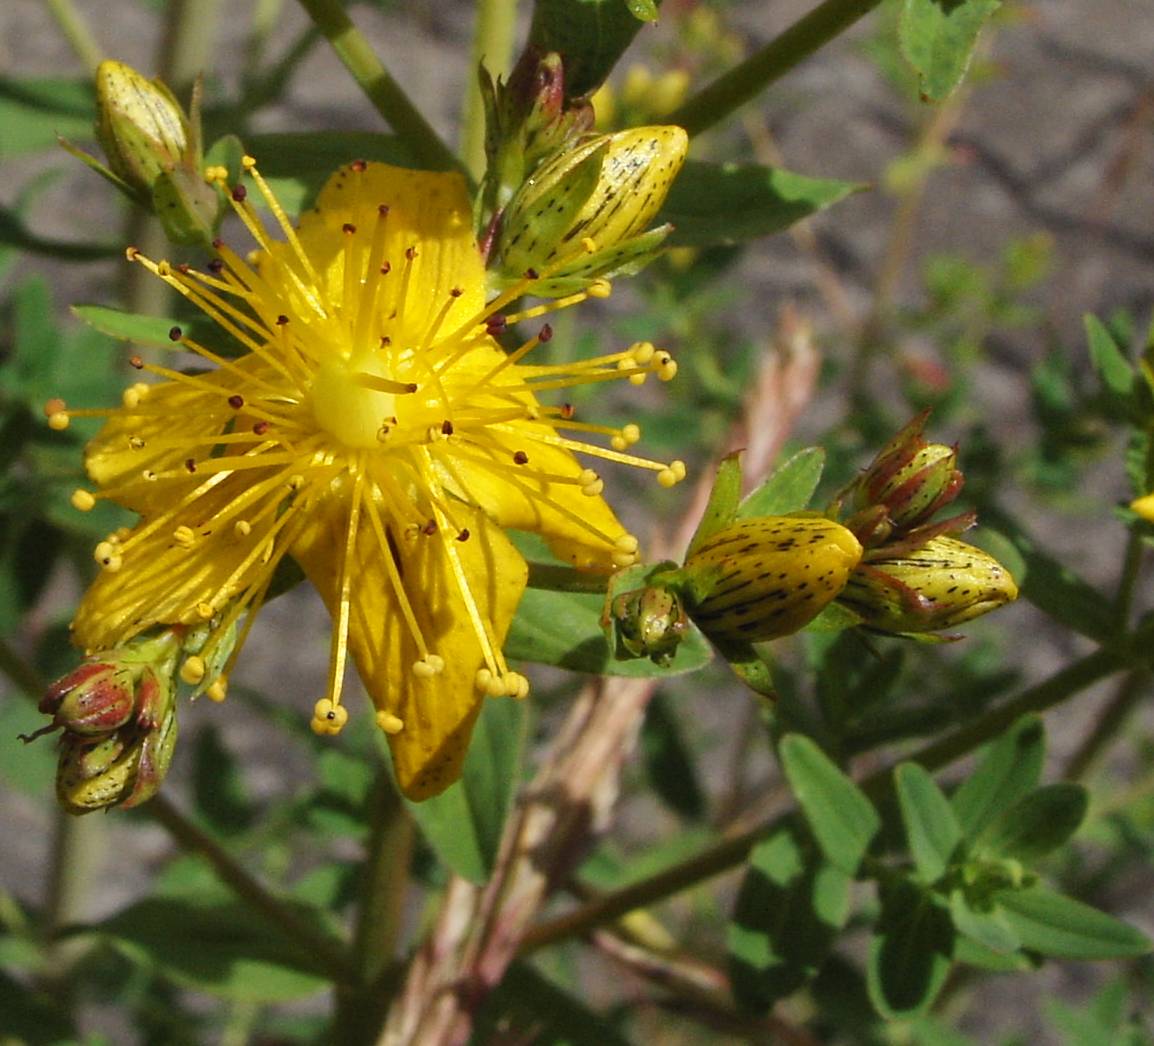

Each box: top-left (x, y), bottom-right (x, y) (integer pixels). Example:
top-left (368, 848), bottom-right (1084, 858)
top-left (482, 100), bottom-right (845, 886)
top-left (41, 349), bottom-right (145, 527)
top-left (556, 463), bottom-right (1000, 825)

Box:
top-left (494, 125), bottom-right (687, 296)
top-left (837, 537), bottom-right (1018, 634)
top-left (683, 517), bottom-right (863, 643)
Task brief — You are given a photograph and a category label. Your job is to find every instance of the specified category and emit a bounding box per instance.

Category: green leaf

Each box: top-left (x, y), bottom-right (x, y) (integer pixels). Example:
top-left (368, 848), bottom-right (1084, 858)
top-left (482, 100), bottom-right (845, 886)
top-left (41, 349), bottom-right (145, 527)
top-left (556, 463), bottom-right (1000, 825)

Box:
top-left (895, 763), bottom-right (963, 883)
top-left (0, 77), bottom-right (94, 157)
top-left (951, 714), bottom-right (1045, 840)
top-left (240, 132), bottom-right (424, 215)
top-left (685, 451), bottom-right (743, 559)
top-left (867, 879), bottom-right (954, 1020)
top-left (898, 0), bottom-right (1001, 103)
top-left (0, 699), bottom-right (56, 795)
top-left (0, 202), bottom-right (118, 261)
top-left (404, 694), bottom-right (528, 883)
top-left (948, 890), bottom-right (1021, 955)
top-left (624, 0), bottom-right (659, 20)
top-left (728, 825), bottom-right (852, 1012)
top-left (475, 960), bottom-right (632, 1046)
top-left (642, 692), bottom-right (706, 820)
top-left (660, 162), bottom-right (863, 248)
top-left (97, 896), bottom-right (332, 1001)
top-left (994, 887), bottom-right (1152, 960)
top-left (738, 447), bottom-right (826, 519)
top-left (528, 0), bottom-right (659, 97)
top-left (779, 733), bottom-right (880, 875)
top-left (1085, 314), bottom-right (1141, 417)
top-left (71, 303), bottom-right (244, 355)
top-left (0, 968), bottom-right (77, 1045)
top-left (506, 585), bottom-right (712, 677)
top-left (977, 783), bottom-right (1088, 862)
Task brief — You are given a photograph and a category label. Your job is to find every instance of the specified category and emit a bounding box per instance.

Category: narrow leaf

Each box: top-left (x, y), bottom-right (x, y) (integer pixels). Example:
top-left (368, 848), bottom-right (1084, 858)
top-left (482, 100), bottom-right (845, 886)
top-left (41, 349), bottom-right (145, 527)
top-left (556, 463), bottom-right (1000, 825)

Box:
top-left (72, 304), bottom-right (246, 355)
top-left (728, 826), bottom-right (852, 1012)
top-left (898, 0), bottom-right (1001, 103)
top-left (738, 447), bottom-right (826, 519)
top-left (685, 451), bottom-right (743, 558)
top-left (404, 695), bottom-right (528, 883)
top-left (660, 162), bottom-right (863, 248)
top-left (779, 733), bottom-right (880, 875)
top-left (1085, 314), bottom-right (1139, 411)
top-left (951, 714), bottom-right (1045, 840)
top-left (0, 76), bottom-right (94, 157)
top-left (867, 879), bottom-right (954, 1020)
top-left (977, 783), bottom-right (1088, 862)
top-left (995, 887), bottom-right (1152, 960)
top-left (895, 763), bottom-right (963, 884)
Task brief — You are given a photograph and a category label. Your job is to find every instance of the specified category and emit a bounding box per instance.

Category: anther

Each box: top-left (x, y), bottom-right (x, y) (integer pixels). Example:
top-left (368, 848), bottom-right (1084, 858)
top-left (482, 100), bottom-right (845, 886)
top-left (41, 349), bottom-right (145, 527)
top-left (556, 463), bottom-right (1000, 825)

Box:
top-left (657, 354), bottom-right (678, 381)
top-left (231, 184), bottom-right (247, 202)
top-left (421, 519), bottom-right (437, 536)
top-left (405, 246), bottom-right (417, 261)
top-left (180, 656), bottom-right (206, 685)
top-left (378, 204), bottom-right (389, 217)
top-left (129, 355), bottom-right (144, 370)
top-left (197, 601), bottom-right (215, 620)
top-left (71, 489), bottom-right (96, 512)
top-left (185, 458), bottom-right (197, 473)
top-left (588, 278), bottom-right (612, 298)
top-left (206, 677), bottom-right (228, 702)
top-left (486, 314), bottom-right (507, 335)
top-left (412, 654), bottom-right (444, 679)
top-left (311, 698), bottom-right (349, 736)
top-left (539, 323), bottom-right (553, 343)
top-left (657, 460), bottom-right (687, 488)
top-left (234, 520), bottom-right (252, 538)
top-left (342, 222), bottom-right (356, 234)
top-left (441, 419), bottom-right (454, 436)
top-left (173, 525), bottom-right (196, 547)
top-left (156, 261), bottom-right (171, 277)
top-left (208, 259), bottom-right (224, 274)
top-left (380, 261), bottom-right (391, 275)
top-left (125, 246), bottom-right (140, 261)
top-left (513, 451), bottom-right (529, 465)
top-left (176, 263), bottom-right (190, 274)
top-left (376, 710), bottom-right (404, 735)
top-left (128, 436), bottom-right (145, 449)
top-left (252, 421), bottom-right (269, 435)
top-left (276, 314), bottom-right (289, 325)
top-left (456, 528), bottom-right (470, 542)
top-left (579, 468), bottom-right (603, 496)
top-left (560, 403), bottom-right (576, 420)
top-left (228, 394), bottom-right (245, 409)
top-left (168, 326), bottom-right (183, 341)
top-left (450, 286), bottom-right (463, 298)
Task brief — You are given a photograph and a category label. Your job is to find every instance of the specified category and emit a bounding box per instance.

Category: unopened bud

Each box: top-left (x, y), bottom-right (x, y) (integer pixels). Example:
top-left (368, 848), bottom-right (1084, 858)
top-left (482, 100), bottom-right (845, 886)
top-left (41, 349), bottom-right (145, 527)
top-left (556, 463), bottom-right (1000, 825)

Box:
top-left (494, 126), bottom-right (688, 296)
top-left (837, 536), bottom-right (1018, 634)
top-left (683, 517), bottom-right (863, 643)
top-left (40, 660), bottom-right (137, 735)
top-left (846, 413), bottom-right (964, 541)
top-left (608, 585), bottom-right (688, 666)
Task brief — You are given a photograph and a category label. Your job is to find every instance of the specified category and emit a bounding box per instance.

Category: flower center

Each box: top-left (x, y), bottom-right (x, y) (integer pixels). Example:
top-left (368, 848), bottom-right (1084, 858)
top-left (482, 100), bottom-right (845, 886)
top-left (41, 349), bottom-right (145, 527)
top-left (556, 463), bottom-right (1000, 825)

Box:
top-left (310, 353), bottom-right (400, 449)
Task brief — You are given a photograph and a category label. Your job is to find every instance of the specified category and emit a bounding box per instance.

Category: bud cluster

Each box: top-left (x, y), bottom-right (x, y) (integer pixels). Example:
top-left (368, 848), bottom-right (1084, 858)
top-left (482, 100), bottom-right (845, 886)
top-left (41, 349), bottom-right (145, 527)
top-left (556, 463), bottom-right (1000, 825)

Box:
top-left (33, 631), bottom-right (181, 814)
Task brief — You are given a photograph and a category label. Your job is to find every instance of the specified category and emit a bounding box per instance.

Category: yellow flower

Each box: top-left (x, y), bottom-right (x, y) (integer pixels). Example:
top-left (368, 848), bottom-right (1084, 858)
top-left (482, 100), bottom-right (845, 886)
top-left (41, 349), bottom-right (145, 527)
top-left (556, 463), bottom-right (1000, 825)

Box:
top-left (60, 158), bottom-right (684, 800)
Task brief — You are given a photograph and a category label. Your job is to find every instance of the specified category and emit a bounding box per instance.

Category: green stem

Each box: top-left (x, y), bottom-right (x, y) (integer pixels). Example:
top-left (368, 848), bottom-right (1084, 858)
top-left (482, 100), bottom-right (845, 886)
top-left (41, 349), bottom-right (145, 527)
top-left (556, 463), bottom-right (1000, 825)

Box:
top-left (148, 795), bottom-right (359, 984)
top-left (333, 772), bottom-right (413, 1044)
top-left (668, 0), bottom-right (884, 138)
top-left (246, 0), bottom-right (285, 73)
top-left (520, 644), bottom-right (1129, 952)
top-left (158, 0), bottom-right (223, 95)
top-left (460, 0), bottom-right (518, 181)
top-left (44, 0), bottom-right (103, 73)
top-left (1114, 526), bottom-right (1144, 626)
top-left (295, 0), bottom-right (462, 174)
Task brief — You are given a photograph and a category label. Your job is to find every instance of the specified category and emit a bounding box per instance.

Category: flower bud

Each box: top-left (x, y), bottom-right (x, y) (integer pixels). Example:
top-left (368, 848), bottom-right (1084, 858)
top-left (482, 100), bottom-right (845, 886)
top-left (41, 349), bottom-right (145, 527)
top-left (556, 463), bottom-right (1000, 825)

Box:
top-left (837, 537), bottom-right (1018, 634)
top-left (95, 60), bottom-right (190, 194)
top-left (40, 660), bottom-right (137, 735)
top-left (682, 517), bottom-right (863, 643)
top-left (493, 125), bottom-right (688, 296)
top-left (608, 585), bottom-right (688, 666)
top-left (847, 412), bottom-right (963, 539)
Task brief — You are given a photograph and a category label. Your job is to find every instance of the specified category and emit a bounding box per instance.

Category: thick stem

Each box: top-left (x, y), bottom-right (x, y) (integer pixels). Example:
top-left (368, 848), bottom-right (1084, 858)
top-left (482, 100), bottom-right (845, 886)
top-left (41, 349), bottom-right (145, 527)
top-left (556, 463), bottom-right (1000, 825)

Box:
top-left (668, 0), bottom-right (884, 138)
top-left (295, 0), bottom-right (462, 174)
top-left (460, 0), bottom-right (518, 182)
top-left (334, 772), bottom-right (414, 1044)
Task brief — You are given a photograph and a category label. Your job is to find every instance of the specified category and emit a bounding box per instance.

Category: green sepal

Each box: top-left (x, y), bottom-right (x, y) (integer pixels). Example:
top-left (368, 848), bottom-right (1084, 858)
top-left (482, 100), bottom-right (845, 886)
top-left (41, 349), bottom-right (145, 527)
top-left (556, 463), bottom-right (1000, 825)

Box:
top-left (685, 451), bottom-right (743, 559)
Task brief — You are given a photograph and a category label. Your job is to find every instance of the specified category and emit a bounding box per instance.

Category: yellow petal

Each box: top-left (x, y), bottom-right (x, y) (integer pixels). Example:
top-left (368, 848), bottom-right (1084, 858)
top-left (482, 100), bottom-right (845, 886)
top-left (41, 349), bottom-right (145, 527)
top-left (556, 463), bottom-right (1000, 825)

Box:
top-left (280, 163), bottom-right (484, 338)
top-left (291, 491), bottom-right (528, 800)
top-left (444, 424), bottom-right (630, 572)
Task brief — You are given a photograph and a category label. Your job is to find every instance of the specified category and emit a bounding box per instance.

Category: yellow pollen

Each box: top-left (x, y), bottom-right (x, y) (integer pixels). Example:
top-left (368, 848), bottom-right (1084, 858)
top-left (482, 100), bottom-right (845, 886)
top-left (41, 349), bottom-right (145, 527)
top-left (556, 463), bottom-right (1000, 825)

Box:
top-left (181, 655), bottom-right (206, 685)
top-left (581, 236), bottom-right (598, 254)
top-left (233, 520), bottom-right (252, 538)
top-left (48, 411), bottom-right (70, 431)
top-left (588, 278), bottom-right (612, 299)
top-left (632, 343), bottom-right (656, 364)
top-left (93, 540), bottom-right (122, 570)
top-left (657, 460), bottom-right (687, 488)
top-left (196, 601), bottom-right (215, 620)
top-left (205, 676), bottom-right (229, 702)
top-left (412, 654), bottom-right (445, 678)
top-left (311, 698), bottom-right (349, 736)
top-left (376, 710), bottom-right (405, 735)
top-left (122, 387), bottom-right (142, 409)
top-left (173, 525), bottom-right (196, 547)
top-left (203, 165), bottom-right (229, 183)
top-left (71, 489), bottom-right (96, 512)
